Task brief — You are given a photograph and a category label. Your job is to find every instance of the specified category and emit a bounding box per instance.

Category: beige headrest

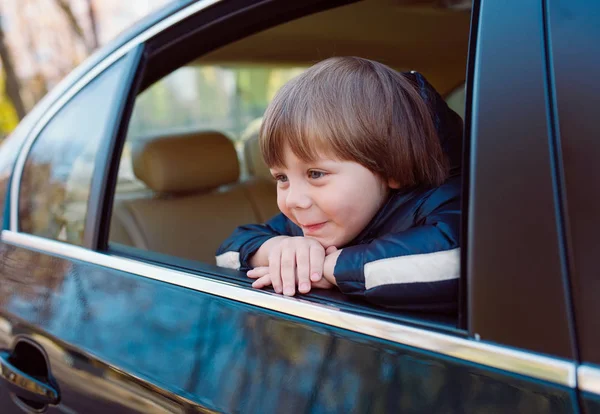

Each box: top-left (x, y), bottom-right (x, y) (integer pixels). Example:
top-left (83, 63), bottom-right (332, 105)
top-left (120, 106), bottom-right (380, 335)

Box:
top-left (241, 118), bottom-right (273, 181)
top-left (133, 132), bottom-right (239, 193)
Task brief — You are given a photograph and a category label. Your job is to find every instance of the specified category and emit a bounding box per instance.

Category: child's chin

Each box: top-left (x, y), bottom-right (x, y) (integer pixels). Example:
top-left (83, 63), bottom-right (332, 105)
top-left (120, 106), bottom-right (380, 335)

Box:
top-left (316, 237), bottom-right (337, 250)
top-left (302, 234), bottom-right (329, 248)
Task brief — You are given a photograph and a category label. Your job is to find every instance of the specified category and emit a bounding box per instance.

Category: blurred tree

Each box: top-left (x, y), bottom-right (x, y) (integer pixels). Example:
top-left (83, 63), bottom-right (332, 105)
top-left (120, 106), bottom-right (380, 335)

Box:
top-left (0, 11), bottom-right (26, 120)
top-left (14, 2), bottom-right (49, 107)
top-left (86, 0), bottom-right (99, 50)
top-left (0, 70), bottom-right (19, 138)
top-left (54, 0), bottom-right (96, 53)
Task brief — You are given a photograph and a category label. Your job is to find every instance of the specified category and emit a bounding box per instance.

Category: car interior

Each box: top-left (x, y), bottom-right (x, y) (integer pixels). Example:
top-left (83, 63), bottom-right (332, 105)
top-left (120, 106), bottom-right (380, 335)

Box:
top-left (108, 0), bottom-right (470, 325)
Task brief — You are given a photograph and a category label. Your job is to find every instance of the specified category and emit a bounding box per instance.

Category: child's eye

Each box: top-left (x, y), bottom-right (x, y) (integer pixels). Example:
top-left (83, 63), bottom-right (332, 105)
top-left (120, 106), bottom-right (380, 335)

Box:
top-left (308, 170), bottom-right (326, 180)
top-left (274, 174), bottom-right (288, 183)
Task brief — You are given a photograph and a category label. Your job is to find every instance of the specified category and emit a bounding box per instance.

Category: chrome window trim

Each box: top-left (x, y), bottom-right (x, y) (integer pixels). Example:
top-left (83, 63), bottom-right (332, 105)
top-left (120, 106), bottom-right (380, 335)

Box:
top-left (9, 0), bottom-right (223, 232)
top-left (579, 365), bottom-right (600, 396)
top-left (1, 230), bottom-right (577, 388)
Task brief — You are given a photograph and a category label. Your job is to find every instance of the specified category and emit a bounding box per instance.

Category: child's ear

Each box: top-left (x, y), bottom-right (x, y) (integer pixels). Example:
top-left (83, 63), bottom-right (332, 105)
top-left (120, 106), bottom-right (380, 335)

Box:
top-left (387, 178), bottom-right (401, 189)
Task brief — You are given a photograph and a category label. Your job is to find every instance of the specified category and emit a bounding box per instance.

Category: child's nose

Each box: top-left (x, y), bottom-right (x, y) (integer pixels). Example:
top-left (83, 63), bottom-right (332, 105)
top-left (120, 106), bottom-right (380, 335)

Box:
top-left (285, 185), bottom-right (312, 210)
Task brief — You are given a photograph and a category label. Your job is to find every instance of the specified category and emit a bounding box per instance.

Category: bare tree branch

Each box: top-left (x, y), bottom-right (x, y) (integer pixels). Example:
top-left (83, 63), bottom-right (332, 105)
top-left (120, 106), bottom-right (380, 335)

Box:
top-left (54, 0), bottom-right (92, 53)
top-left (86, 0), bottom-right (99, 50)
top-left (15, 1), bottom-right (48, 106)
top-left (0, 14), bottom-right (26, 120)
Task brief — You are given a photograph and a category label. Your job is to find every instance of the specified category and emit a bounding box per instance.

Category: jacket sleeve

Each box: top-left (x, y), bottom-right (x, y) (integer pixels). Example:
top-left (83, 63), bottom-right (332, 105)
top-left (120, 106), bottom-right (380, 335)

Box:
top-left (215, 213), bottom-right (299, 271)
top-left (333, 187), bottom-right (461, 312)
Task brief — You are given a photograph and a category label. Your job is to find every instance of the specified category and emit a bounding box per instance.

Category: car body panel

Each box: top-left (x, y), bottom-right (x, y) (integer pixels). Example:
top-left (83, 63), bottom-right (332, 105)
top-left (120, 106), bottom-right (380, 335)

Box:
top-left (546, 0), bottom-right (600, 407)
top-left (547, 0), bottom-right (600, 365)
top-left (582, 393), bottom-right (600, 414)
top-left (467, 0), bottom-right (575, 359)
top-left (0, 242), bottom-right (580, 413)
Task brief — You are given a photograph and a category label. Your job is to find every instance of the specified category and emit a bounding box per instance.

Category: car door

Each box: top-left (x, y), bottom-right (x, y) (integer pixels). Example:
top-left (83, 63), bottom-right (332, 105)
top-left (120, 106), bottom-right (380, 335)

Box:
top-left (0, 43), bottom-right (179, 413)
top-left (545, 0), bottom-right (600, 411)
top-left (0, 0), bottom-right (586, 413)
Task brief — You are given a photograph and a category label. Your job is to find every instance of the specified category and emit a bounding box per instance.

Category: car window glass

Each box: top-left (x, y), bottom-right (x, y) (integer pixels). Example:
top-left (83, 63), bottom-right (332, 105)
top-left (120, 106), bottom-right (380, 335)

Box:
top-left (19, 56), bottom-right (130, 245)
top-left (445, 84), bottom-right (465, 120)
top-left (0, 133), bottom-right (30, 226)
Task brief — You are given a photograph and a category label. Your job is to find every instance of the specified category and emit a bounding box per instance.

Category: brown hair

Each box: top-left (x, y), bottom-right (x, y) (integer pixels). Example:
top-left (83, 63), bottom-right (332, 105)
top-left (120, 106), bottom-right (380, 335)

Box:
top-left (259, 56), bottom-right (449, 188)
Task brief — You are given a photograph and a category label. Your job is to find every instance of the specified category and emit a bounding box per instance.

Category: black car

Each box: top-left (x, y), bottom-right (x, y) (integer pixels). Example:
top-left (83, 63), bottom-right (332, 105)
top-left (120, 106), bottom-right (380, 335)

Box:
top-left (0, 0), bottom-right (598, 412)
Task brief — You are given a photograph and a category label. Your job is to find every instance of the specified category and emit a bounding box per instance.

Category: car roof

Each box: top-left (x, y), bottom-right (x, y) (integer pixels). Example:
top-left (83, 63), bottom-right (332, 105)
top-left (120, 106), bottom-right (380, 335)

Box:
top-left (196, 0), bottom-right (470, 94)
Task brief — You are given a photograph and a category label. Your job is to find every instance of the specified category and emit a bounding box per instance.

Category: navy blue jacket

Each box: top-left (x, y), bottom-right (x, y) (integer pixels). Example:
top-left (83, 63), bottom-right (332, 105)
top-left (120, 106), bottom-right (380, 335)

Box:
top-left (216, 72), bottom-right (463, 312)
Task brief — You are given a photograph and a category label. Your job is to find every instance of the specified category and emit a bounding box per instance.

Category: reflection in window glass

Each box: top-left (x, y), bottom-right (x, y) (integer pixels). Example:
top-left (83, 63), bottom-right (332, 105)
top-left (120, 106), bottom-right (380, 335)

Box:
top-left (19, 56), bottom-right (129, 245)
top-left (0, 133), bottom-right (29, 225)
top-left (445, 84), bottom-right (465, 120)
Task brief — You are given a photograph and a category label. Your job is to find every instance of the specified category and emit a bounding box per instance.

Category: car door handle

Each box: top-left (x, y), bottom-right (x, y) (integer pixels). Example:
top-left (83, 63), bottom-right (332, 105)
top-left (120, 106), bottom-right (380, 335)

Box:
top-left (0, 350), bottom-right (60, 405)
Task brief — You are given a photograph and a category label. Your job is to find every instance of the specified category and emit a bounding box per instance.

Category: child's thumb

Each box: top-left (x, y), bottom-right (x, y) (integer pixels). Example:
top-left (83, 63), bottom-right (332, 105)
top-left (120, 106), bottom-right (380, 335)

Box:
top-left (325, 246), bottom-right (338, 255)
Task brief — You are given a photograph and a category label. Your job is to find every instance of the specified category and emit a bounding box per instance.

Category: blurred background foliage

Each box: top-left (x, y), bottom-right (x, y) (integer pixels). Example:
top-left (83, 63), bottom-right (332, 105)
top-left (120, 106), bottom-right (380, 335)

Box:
top-left (0, 0), bottom-right (307, 144)
top-left (0, 70), bottom-right (18, 135)
top-left (0, 0), bottom-right (174, 141)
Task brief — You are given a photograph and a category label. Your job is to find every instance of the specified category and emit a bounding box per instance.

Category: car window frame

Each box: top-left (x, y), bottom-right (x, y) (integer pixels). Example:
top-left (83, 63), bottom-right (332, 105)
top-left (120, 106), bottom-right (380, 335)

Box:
top-left (9, 46), bottom-right (144, 248)
top-left (87, 45), bottom-right (146, 249)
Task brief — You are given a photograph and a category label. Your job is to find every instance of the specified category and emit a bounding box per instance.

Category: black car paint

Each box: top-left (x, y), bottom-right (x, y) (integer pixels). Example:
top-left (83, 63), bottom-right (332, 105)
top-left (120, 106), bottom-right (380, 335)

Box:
top-left (547, 0), bottom-right (600, 366)
top-left (546, 0), bottom-right (600, 410)
top-left (467, 0), bottom-right (575, 359)
top-left (583, 395), bottom-right (600, 414)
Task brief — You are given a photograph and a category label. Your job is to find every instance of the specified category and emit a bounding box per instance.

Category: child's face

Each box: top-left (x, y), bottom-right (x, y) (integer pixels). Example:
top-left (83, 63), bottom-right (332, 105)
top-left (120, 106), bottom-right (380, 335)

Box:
top-left (270, 145), bottom-right (391, 249)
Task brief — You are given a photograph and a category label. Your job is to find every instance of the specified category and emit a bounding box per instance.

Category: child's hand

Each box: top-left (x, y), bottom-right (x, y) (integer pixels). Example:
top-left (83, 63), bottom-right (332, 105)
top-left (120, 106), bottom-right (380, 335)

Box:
top-left (247, 236), bottom-right (326, 296)
top-left (248, 266), bottom-right (335, 290)
top-left (322, 246), bottom-right (342, 286)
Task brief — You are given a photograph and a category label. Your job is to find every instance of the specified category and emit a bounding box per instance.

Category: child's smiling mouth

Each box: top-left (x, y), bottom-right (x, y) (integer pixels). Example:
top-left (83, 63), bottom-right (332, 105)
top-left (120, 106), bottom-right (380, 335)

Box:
top-left (300, 221), bottom-right (328, 234)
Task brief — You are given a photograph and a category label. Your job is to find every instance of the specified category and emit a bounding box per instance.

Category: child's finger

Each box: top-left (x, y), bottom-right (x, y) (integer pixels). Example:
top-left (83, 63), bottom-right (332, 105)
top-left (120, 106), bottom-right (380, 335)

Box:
top-left (247, 267), bottom-right (269, 279)
top-left (309, 244), bottom-right (325, 282)
top-left (295, 244), bottom-right (311, 294)
top-left (268, 247), bottom-right (283, 294)
top-left (325, 245), bottom-right (338, 255)
top-left (252, 275), bottom-right (272, 289)
top-left (280, 246), bottom-right (296, 296)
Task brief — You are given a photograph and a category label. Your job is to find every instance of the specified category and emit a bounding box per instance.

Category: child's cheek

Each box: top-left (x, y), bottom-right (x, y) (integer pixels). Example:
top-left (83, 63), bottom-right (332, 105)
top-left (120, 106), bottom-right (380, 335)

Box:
top-left (276, 193), bottom-right (288, 214)
top-left (336, 203), bottom-right (371, 240)
top-left (276, 195), bottom-right (299, 229)
top-left (325, 201), bottom-right (356, 230)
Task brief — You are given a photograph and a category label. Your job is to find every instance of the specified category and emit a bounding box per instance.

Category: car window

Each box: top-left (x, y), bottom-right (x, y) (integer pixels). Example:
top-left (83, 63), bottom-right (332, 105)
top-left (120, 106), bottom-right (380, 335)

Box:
top-left (109, 64), bottom-right (302, 255)
top-left (18, 56), bottom-right (131, 245)
top-left (107, 0), bottom-right (470, 323)
top-left (0, 133), bottom-right (30, 226)
top-left (445, 84), bottom-right (465, 120)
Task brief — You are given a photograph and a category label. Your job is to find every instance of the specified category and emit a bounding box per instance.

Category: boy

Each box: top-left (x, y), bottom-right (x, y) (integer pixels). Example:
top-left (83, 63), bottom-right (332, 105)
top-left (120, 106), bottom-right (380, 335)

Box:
top-left (217, 57), bottom-right (462, 312)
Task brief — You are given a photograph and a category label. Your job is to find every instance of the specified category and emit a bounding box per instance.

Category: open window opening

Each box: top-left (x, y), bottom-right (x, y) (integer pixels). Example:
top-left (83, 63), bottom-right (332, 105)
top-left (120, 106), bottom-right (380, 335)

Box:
top-left (105, 0), bottom-right (473, 332)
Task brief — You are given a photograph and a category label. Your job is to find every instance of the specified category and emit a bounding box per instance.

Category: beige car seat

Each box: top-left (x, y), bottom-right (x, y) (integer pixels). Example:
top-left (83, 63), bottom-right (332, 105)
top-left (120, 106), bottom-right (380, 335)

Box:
top-left (241, 119), bottom-right (279, 220)
top-left (109, 131), bottom-right (277, 264)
